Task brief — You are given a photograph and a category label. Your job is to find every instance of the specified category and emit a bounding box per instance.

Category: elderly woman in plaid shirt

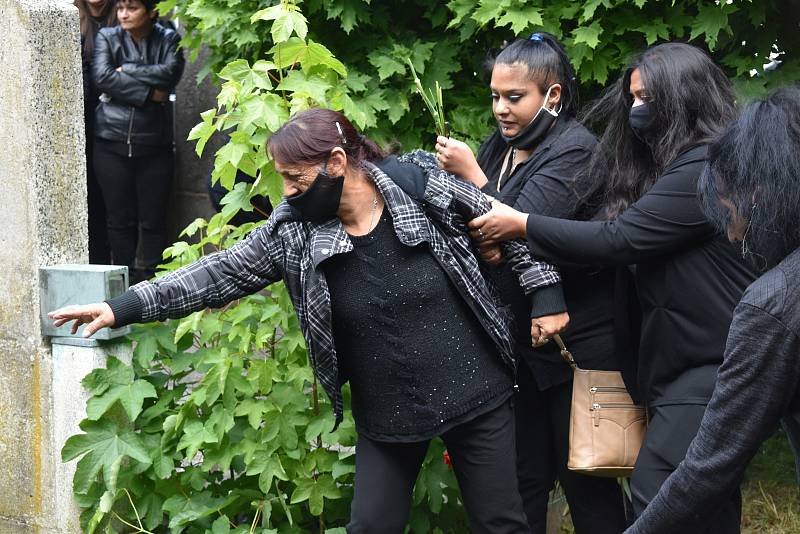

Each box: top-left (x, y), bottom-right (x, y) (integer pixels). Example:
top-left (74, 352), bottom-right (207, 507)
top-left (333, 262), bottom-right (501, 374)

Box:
top-left (50, 108), bottom-right (567, 534)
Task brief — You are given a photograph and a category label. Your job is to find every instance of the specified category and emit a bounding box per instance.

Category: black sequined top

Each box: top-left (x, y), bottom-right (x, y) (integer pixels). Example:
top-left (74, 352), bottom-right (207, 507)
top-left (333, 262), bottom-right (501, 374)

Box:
top-left (324, 208), bottom-right (513, 442)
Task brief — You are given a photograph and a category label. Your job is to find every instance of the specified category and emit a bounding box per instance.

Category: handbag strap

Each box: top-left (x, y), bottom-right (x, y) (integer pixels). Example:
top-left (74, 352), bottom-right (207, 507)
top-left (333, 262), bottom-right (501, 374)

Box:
top-left (553, 334), bottom-right (577, 370)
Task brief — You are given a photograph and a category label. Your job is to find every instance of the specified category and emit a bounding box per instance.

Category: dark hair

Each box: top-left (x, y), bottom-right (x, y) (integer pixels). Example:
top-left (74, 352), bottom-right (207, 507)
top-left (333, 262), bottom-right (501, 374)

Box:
top-left (485, 32), bottom-right (579, 118)
top-left (699, 85), bottom-right (800, 271)
top-left (268, 108), bottom-right (386, 168)
top-left (582, 42), bottom-right (737, 218)
top-left (74, 0), bottom-right (116, 59)
top-left (115, 0), bottom-right (158, 12)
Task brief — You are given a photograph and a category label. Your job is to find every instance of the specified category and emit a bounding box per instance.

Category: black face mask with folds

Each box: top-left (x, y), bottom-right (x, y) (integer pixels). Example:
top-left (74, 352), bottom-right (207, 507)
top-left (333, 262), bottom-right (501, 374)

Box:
top-left (285, 167), bottom-right (344, 223)
top-left (629, 103), bottom-right (656, 143)
top-left (501, 86), bottom-right (560, 150)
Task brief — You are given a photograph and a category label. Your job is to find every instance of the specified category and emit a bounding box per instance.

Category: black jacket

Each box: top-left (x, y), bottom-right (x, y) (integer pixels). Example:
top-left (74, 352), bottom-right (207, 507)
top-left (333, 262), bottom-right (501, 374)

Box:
top-left (92, 24), bottom-right (184, 147)
top-left (525, 144), bottom-right (757, 405)
top-left (478, 118), bottom-right (619, 390)
top-left (626, 246), bottom-right (800, 533)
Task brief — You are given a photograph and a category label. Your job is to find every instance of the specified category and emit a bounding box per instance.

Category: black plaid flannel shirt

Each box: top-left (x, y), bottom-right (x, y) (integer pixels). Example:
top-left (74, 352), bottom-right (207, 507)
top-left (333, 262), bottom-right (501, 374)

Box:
top-left (120, 151), bottom-right (561, 425)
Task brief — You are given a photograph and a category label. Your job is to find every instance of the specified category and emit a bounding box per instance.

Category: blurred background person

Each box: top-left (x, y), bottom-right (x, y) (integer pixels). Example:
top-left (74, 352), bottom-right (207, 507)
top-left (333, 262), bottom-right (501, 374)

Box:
top-left (75, 0), bottom-right (116, 263)
top-left (626, 85), bottom-right (800, 533)
top-left (91, 0), bottom-right (184, 283)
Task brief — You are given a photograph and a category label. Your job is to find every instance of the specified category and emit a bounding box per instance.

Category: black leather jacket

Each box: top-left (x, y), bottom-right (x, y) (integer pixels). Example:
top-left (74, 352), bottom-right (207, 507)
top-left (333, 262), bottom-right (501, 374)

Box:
top-left (92, 24), bottom-right (184, 147)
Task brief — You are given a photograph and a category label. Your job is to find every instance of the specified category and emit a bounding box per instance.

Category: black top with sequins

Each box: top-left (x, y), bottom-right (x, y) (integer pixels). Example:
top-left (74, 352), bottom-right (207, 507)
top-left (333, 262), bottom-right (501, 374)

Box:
top-left (323, 208), bottom-right (513, 442)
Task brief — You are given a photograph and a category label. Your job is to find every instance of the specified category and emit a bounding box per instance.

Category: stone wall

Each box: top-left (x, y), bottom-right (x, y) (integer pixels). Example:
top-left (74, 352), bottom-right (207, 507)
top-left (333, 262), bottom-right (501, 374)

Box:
top-left (0, 0), bottom-right (87, 531)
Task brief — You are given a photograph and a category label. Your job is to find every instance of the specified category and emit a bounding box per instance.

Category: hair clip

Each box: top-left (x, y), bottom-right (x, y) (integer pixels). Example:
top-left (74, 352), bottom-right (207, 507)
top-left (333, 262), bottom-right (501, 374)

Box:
top-left (335, 121), bottom-right (347, 145)
top-left (529, 33), bottom-right (543, 42)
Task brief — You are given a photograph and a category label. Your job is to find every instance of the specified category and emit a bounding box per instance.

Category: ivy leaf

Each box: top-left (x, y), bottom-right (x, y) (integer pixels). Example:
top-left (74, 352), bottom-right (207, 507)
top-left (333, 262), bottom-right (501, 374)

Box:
top-left (62, 419), bottom-right (151, 494)
top-left (270, 38), bottom-right (347, 77)
top-left (80, 356), bottom-right (133, 397)
top-left (496, 5), bottom-right (543, 34)
top-left (290, 474), bottom-right (341, 516)
top-left (162, 491), bottom-right (238, 529)
top-left (272, 10), bottom-right (309, 42)
top-left (471, 0), bottom-right (509, 26)
top-left (277, 70), bottom-right (333, 103)
top-left (331, 458), bottom-right (355, 481)
top-left (639, 17), bottom-right (671, 46)
top-left (305, 412), bottom-right (335, 442)
top-left (573, 21), bottom-right (603, 49)
top-left (446, 0), bottom-right (475, 28)
top-left (324, 0), bottom-right (371, 33)
top-left (211, 515), bottom-right (231, 534)
top-left (217, 59), bottom-right (251, 82)
top-left (187, 108), bottom-right (218, 157)
top-left (368, 52), bottom-right (406, 80)
top-left (580, 0), bottom-right (611, 22)
top-left (690, 3), bottom-right (736, 50)
top-left (177, 420), bottom-right (220, 460)
top-left (86, 379), bottom-right (157, 421)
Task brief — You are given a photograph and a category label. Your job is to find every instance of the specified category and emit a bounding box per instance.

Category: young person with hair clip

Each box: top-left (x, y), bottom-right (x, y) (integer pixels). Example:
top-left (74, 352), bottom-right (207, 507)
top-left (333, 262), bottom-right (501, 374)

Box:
top-left (75, 0), bottom-right (116, 264)
top-left (626, 85), bottom-right (800, 533)
top-left (466, 42), bottom-right (758, 531)
top-left (91, 0), bottom-right (184, 283)
top-left (432, 32), bottom-right (625, 533)
top-left (48, 108), bottom-right (571, 534)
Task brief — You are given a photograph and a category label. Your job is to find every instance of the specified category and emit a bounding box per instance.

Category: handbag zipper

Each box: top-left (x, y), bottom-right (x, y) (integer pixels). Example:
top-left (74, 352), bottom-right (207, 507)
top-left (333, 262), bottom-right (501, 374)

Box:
top-left (590, 386), bottom-right (627, 394)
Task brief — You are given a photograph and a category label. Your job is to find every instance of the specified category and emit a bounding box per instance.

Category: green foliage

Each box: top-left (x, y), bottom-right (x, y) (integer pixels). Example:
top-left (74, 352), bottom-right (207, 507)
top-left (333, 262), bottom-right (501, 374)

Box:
top-left (66, 4), bottom-right (468, 531)
top-left (66, 0), bottom-right (799, 531)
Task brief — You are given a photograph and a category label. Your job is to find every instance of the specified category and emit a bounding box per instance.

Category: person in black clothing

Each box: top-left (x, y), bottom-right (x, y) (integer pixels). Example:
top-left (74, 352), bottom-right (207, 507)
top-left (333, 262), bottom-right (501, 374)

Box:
top-left (49, 108), bottom-right (571, 533)
top-left (467, 42), bottom-right (758, 531)
top-left (92, 0), bottom-right (184, 283)
top-left (627, 86), bottom-right (800, 533)
top-left (76, 0), bottom-right (116, 263)
top-left (433, 33), bottom-right (625, 533)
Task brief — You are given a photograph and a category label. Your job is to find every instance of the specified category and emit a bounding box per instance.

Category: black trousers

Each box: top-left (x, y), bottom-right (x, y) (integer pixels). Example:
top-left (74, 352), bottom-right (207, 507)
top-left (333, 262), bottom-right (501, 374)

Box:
top-left (85, 134), bottom-right (110, 264)
top-left (347, 399), bottom-right (530, 534)
top-left (514, 363), bottom-right (627, 534)
top-left (93, 141), bottom-right (173, 282)
top-left (631, 403), bottom-right (742, 533)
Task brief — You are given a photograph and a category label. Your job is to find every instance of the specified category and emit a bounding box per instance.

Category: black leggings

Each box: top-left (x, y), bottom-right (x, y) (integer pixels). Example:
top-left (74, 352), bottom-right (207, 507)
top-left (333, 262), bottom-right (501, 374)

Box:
top-left (347, 399), bottom-right (530, 534)
top-left (514, 363), bottom-right (627, 533)
top-left (631, 404), bottom-right (742, 533)
top-left (93, 140), bottom-right (173, 282)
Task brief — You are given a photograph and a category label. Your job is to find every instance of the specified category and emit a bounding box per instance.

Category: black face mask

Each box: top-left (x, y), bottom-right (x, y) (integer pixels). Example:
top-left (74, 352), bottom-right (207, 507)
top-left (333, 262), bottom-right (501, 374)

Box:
top-left (285, 165), bottom-right (344, 223)
top-left (501, 85), bottom-right (561, 150)
top-left (629, 103), bottom-right (655, 143)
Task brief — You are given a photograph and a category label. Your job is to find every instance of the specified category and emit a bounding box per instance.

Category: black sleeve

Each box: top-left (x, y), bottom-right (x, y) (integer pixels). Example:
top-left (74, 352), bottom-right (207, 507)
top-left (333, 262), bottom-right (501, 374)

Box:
top-left (525, 151), bottom-right (715, 266)
top-left (121, 32), bottom-right (185, 89)
top-left (92, 31), bottom-right (151, 107)
top-left (512, 143), bottom-right (593, 219)
top-left (626, 303), bottom-right (800, 533)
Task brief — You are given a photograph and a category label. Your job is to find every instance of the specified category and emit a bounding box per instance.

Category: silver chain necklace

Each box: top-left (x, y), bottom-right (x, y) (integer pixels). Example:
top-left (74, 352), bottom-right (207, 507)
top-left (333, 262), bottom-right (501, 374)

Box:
top-left (366, 186), bottom-right (379, 231)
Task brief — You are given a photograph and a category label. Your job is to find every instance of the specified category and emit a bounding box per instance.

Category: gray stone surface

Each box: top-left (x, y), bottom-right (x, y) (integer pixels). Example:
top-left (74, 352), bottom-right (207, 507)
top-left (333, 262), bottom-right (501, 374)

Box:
top-left (52, 340), bottom-right (132, 534)
top-left (0, 0), bottom-right (87, 530)
top-left (168, 46), bottom-right (220, 240)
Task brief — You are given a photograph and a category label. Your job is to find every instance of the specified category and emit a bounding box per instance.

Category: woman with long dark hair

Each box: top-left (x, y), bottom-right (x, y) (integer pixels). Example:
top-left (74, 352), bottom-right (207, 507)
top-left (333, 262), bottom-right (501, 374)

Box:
top-left (49, 108), bottom-right (569, 533)
top-left (433, 32), bottom-right (625, 532)
top-left (75, 0), bottom-right (116, 263)
top-left (626, 86), bottom-right (800, 533)
top-left (466, 42), bottom-right (757, 530)
top-left (92, 0), bottom-right (184, 283)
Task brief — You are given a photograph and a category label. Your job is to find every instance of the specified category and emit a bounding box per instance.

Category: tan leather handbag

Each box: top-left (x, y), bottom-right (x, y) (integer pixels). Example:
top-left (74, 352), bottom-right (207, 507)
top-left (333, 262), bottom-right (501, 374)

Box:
top-left (554, 335), bottom-right (647, 477)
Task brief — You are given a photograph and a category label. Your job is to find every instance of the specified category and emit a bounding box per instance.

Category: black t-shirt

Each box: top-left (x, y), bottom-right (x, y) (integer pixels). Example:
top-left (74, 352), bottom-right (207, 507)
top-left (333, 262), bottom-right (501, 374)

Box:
top-left (324, 208), bottom-right (512, 441)
top-left (478, 117), bottom-right (619, 390)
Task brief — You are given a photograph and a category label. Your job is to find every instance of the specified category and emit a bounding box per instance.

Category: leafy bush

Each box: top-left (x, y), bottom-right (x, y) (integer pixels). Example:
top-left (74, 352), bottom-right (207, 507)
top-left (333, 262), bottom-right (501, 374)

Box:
top-left (64, 1), bottom-right (799, 532)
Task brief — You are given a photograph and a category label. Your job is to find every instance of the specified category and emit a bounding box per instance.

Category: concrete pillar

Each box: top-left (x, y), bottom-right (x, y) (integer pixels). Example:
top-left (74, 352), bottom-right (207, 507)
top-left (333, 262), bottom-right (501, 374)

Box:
top-left (0, 1), bottom-right (90, 531)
